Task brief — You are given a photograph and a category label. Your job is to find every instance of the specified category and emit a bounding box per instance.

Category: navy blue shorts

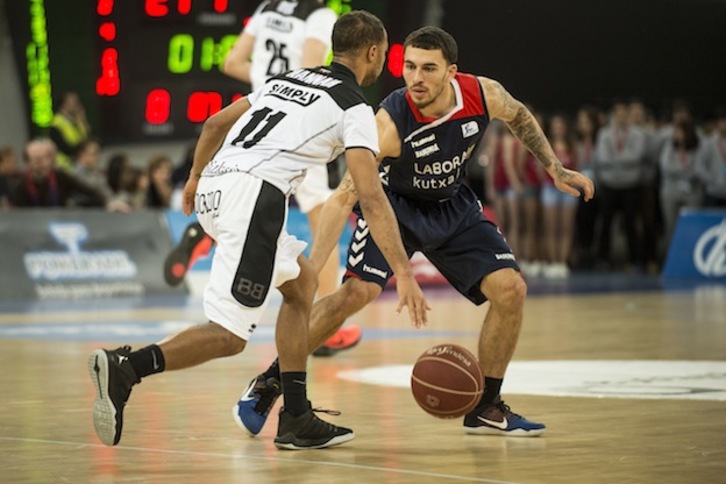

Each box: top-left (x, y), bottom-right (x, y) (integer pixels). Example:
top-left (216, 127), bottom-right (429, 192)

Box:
top-left (343, 185), bottom-right (519, 305)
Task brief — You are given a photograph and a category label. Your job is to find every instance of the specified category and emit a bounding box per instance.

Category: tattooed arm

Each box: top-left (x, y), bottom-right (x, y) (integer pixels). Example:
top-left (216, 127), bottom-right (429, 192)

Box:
top-left (480, 77), bottom-right (595, 201)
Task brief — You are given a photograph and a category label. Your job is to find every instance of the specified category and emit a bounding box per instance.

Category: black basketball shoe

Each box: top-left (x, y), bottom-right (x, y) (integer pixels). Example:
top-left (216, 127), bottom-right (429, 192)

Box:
top-left (163, 222), bottom-right (213, 287)
top-left (274, 405), bottom-right (354, 450)
top-left (88, 345), bottom-right (140, 446)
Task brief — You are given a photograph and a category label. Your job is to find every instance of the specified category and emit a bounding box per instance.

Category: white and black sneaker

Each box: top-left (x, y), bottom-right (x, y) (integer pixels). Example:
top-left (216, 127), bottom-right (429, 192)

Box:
top-left (88, 346), bottom-right (140, 446)
top-left (274, 405), bottom-right (354, 450)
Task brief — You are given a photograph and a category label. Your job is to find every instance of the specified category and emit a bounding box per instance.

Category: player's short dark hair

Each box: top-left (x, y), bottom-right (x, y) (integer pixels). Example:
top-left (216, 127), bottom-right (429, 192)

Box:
top-left (404, 26), bottom-right (458, 65)
top-left (332, 10), bottom-right (386, 55)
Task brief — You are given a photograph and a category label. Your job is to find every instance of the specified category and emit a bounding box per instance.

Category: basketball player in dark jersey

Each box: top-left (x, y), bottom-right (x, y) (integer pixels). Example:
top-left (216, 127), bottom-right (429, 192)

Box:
top-left (237, 26), bottom-right (594, 437)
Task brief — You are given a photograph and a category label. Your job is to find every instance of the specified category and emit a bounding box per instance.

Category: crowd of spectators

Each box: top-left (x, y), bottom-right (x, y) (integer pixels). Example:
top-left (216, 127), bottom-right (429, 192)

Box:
top-left (2, 93), bottom-right (725, 278)
top-left (473, 100), bottom-right (726, 277)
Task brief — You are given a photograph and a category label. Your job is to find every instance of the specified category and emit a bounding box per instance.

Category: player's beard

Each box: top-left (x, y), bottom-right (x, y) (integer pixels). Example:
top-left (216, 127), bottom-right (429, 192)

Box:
top-left (362, 69), bottom-right (378, 87)
top-left (407, 76), bottom-right (448, 111)
top-left (362, 59), bottom-right (385, 87)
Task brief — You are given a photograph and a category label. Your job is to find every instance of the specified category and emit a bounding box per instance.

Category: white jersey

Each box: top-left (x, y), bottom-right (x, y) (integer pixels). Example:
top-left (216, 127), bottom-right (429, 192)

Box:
top-left (245, 0), bottom-right (337, 91)
top-left (203, 63), bottom-right (378, 196)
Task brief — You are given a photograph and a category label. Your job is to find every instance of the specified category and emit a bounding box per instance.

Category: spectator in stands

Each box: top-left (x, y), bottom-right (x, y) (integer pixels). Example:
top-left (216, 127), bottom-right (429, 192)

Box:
top-left (10, 139), bottom-right (106, 208)
top-left (125, 167), bottom-right (150, 210)
top-left (0, 146), bottom-right (19, 209)
top-left (107, 154), bottom-right (147, 210)
top-left (490, 121), bottom-right (523, 258)
top-left (515, 109), bottom-right (545, 276)
top-left (660, 119), bottom-right (703, 240)
top-left (106, 153), bottom-right (131, 196)
top-left (73, 138), bottom-right (112, 201)
top-left (73, 139), bottom-right (132, 211)
top-left (594, 100), bottom-right (646, 270)
top-left (573, 106), bottom-right (601, 269)
top-left (49, 91), bottom-right (92, 172)
top-left (629, 99), bottom-right (661, 273)
top-left (697, 108), bottom-right (726, 208)
top-left (540, 114), bottom-right (578, 278)
top-left (146, 154), bottom-right (173, 208)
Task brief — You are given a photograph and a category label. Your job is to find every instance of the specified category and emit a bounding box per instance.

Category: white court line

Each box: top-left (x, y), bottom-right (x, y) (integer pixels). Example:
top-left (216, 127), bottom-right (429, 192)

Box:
top-left (0, 436), bottom-right (517, 484)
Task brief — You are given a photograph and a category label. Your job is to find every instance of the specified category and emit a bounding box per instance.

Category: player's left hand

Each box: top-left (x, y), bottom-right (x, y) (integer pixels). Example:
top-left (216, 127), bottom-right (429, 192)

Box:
top-left (552, 167), bottom-right (595, 202)
top-left (395, 274), bottom-right (432, 328)
top-left (181, 176), bottom-right (199, 216)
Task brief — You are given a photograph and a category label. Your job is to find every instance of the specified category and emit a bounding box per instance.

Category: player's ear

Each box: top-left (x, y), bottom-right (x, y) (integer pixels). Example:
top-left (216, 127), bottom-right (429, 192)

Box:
top-left (367, 43), bottom-right (379, 63)
top-left (448, 63), bottom-right (458, 79)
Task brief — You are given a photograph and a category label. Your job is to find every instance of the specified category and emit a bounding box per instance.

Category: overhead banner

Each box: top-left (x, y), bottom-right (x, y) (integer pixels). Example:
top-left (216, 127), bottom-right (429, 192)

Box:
top-left (0, 210), bottom-right (187, 301)
top-left (662, 210), bottom-right (726, 282)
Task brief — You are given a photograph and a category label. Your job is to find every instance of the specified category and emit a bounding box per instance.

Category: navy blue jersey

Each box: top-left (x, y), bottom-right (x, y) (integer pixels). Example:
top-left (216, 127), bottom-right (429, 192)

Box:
top-left (378, 73), bottom-right (490, 202)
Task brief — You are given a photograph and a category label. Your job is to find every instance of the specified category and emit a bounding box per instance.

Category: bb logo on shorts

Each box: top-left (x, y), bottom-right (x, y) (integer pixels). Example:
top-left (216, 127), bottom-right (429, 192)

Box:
top-left (233, 277), bottom-right (268, 306)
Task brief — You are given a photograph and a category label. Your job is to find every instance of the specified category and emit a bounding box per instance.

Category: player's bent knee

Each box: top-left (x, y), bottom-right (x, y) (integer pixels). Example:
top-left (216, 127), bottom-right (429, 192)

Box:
top-left (485, 270), bottom-right (527, 310)
top-left (279, 262), bottom-right (317, 308)
top-left (209, 322), bottom-right (247, 356)
top-left (342, 278), bottom-right (381, 310)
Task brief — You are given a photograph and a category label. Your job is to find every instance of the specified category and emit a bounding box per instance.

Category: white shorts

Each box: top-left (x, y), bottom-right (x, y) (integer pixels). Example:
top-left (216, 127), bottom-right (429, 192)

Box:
top-left (195, 173), bottom-right (307, 341)
top-left (294, 164), bottom-right (333, 214)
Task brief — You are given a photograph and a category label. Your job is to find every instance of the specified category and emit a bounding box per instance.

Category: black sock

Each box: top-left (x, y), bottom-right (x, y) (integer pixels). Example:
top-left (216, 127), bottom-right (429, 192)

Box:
top-left (281, 372), bottom-right (308, 417)
top-left (263, 358), bottom-right (281, 381)
top-left (128, 344), bottom-right (165, 379)
top-left (480, 377), bottom-right (503, 406)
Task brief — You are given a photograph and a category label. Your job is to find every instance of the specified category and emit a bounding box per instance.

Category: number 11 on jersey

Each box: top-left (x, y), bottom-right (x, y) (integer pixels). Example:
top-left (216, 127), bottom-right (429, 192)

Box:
top-left (232, 107), bottom-right (287, 149)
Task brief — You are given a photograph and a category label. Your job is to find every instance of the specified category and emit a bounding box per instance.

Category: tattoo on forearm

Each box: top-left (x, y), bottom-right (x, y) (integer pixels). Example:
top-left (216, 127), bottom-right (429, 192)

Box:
top-left (492, 80), bottom-right (565, 176)
top-left (508, 106), bottom-right (568, 179)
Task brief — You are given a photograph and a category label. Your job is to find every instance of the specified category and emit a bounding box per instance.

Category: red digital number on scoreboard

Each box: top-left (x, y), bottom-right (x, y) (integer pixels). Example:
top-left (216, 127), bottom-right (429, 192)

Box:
top-left (145, 0), bottom-right (230, 17)
top-left (144, 89), bottom-right (241, 125)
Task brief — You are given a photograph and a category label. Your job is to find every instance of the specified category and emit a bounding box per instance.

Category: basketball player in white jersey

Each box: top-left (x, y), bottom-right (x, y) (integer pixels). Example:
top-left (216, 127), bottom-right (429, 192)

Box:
top-left (89, 10), bottom-right (429, 450)
top-left (224, 0), bottom-right (360, 356)
top-left (165, 0), bottom-right (357, 354)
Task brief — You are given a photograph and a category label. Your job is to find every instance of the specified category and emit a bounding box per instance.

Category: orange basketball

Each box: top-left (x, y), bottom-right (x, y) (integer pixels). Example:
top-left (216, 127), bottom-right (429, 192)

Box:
top-left (410, 344), bottom-right (483, 419)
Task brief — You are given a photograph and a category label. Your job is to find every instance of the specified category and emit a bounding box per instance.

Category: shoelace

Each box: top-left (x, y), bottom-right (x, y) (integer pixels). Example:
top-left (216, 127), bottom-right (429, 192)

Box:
top-left (311, 408), bottom-right (341, 417)
top-left (496, 401), bottom-right (522, 419)
top-left (116, 345), bottom-right (132, 355)
top-left (306, 408), bottom-right (345, 435)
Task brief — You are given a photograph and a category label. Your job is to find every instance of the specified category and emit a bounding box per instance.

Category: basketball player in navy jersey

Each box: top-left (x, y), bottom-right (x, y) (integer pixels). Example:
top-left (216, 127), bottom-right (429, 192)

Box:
top-left (237, 26), bottom-right (594, 437)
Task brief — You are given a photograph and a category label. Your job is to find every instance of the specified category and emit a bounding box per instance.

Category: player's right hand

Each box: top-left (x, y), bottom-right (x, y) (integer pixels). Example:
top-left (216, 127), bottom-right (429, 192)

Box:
top-left (181, 176), bottom-right (199, 216)
top-left (395, 274), bottom-right (431, 328)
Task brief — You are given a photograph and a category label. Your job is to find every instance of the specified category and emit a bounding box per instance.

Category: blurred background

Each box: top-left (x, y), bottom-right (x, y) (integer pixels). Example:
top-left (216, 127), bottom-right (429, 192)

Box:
top-left (1, 0), bottom-right (725, 297)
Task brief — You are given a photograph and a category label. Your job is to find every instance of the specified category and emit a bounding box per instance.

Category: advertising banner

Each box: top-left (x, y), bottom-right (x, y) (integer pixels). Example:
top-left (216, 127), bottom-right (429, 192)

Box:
top-left (0, 210), bottom-right (187, 301)
top-left (662, 210), bottom-right (726, 282)
top-left (165, 208), bottom-right (355, 271)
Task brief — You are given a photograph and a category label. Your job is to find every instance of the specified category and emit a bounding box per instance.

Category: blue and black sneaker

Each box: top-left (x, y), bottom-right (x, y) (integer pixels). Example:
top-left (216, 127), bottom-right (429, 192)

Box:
top-left (463, 398), bottom-right (546, 437)
top-left (233, 375), bottom-right (282, 436)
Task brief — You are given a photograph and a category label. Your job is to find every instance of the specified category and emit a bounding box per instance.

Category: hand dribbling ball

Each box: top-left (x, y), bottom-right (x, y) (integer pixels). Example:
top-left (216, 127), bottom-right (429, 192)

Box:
top-left (410, 344), bottom-right (483, 418)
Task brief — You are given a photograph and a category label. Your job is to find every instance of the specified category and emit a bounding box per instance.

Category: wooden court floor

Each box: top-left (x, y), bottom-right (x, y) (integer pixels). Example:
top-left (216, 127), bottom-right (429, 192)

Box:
top-left (1, 286), bottom-right (725, 483)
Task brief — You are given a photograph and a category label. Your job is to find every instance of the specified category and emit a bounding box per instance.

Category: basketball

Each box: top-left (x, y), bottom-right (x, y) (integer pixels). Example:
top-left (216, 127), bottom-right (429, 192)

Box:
top-left (410, 344), bottom-right (483, 419)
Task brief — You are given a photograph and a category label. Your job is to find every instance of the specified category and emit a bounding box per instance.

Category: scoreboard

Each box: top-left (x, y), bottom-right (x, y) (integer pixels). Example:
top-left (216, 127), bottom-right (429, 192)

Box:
top-left (6, 0), bottom-right (396, 143)
top-left (95, 0), bottom-right (258, 141)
